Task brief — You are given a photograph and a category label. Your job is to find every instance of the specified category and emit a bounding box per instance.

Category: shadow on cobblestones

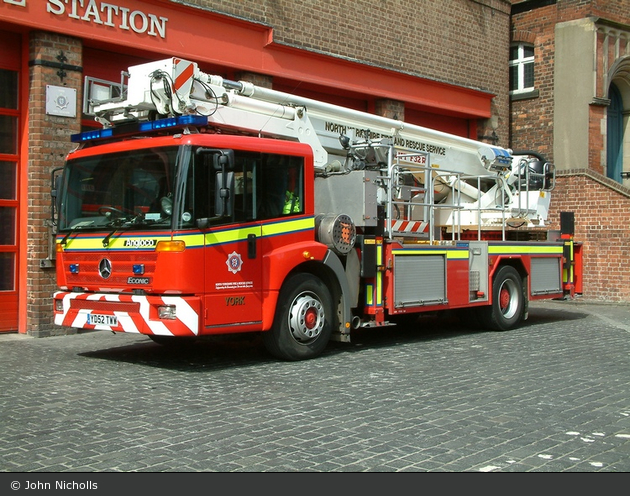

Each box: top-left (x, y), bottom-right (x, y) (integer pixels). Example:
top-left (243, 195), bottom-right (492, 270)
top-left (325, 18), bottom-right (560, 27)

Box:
top-left (337, 303), bottom-right (589, 351)
top-left (79, 334), bottom-right (273, 372)
top-left (77, 302), bottom-right (590, 372)
top-left (524, 304), bottom-right (589, 326)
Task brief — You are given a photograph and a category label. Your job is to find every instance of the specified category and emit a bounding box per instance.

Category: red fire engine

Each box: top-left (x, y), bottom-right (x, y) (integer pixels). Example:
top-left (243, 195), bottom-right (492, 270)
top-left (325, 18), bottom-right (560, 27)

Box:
top-left (51, 58), bottom-right (582, 360)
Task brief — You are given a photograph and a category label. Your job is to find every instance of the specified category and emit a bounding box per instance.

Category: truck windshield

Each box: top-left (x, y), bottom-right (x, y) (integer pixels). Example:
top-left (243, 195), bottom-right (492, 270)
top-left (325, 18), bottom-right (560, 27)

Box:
top-left (58, 147), bottom-right (180, 232)
top-left (57, 145), bottom-right (305, 233)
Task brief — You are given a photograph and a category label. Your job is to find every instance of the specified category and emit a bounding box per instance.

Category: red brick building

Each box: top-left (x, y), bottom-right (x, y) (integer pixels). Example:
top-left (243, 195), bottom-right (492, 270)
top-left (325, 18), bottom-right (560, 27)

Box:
top-left (0, 0), bottom-right (512, 335)
top-left (511, 0), bottom-right (630, 301)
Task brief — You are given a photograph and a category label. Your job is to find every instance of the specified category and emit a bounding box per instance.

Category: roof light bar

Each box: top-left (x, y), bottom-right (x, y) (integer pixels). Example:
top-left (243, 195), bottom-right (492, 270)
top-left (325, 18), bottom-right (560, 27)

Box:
top-left (71, 115), bottom-right (208, 143)
top-left (74, 128), bottom-right (114, 143)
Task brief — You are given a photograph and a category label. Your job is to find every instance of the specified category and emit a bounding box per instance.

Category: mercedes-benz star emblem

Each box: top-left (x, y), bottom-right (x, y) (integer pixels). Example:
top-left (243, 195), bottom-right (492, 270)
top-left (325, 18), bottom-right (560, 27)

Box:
top-left (98, 258), bottom-right (112, 279)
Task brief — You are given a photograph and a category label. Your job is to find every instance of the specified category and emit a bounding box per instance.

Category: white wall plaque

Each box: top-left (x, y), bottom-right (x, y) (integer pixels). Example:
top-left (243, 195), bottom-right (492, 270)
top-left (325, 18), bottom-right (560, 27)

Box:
top-left (46, 85), bottom-right (77, 117)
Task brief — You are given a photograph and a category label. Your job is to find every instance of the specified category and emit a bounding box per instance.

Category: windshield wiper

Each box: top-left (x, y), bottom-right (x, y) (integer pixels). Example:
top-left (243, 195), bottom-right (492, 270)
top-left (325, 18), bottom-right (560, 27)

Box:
top-left (60, 225), bottom-right (84, 246)
top-left (102, 228), bottom-right (118, 248)
top-left (102, 218), bottom-right (128, 247)
top-left (60, 220), bottom-right (101, 245)
top-left (101, 212), bottom-right (157, 247)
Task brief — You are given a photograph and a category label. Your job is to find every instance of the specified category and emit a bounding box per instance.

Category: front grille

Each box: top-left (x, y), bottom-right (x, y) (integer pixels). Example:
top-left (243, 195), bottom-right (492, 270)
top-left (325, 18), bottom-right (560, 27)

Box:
top-left (64, 252), bottom-right (158, 286)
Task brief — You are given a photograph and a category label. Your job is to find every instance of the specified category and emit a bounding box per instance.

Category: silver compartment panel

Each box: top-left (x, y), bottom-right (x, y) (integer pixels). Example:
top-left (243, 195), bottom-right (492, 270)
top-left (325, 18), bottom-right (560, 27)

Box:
top-left (531, 257), bottom-right (562, 295)
top-left (394, 254), bottom-right (447, 308)
top-left (314, 170), bottom-right (378, 227)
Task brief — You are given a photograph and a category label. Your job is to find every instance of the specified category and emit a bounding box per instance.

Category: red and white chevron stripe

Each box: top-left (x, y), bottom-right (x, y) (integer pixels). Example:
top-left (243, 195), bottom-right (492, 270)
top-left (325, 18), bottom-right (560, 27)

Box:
top-left (389, 220), bottom-right (429, 234)
top-left (53, 292), bottom-right (199, 336)
top-left (172, 58), bottom-right (196, 95)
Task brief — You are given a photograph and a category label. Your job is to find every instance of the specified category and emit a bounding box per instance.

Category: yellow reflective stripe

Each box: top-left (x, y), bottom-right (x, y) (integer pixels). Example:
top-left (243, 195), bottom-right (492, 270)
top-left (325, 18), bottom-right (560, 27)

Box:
top-left (488, 245), bottom-right (563, 255)
top-left (392, 245), bottom-right (563, 258)
top-left (57, 217), bottom-right (315, 251)
top-left (392, 249), bottom-right (468, 260)
top-left (376, 271), bottom-right (382, 305)
top-left (173, 233), bottom-right (204, 248)
top-left (203, 226), bottom-right (260, 246)
top-left (261, 217), bottom-right (314, 237)
top-left (56, 237), bottom-right (101, 250)
top-left (366, 284), bottom-right (374, 306)
top-left (57, 235), bottom-right (166, 250)
top-left (563, 241), bottom-right (574, 283)
top-left (203, 218), bottom-right (313, 245)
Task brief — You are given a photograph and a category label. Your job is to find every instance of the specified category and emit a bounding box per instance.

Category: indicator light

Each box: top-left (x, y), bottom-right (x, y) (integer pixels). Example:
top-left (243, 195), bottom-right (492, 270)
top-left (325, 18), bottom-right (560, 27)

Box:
top-left (156, 240), bottom-right (186, 252)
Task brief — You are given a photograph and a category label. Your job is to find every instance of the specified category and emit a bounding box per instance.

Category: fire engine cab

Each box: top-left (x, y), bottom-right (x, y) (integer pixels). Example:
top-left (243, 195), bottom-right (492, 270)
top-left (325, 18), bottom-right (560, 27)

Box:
top-left (51, 57), bottom-right (582, 360)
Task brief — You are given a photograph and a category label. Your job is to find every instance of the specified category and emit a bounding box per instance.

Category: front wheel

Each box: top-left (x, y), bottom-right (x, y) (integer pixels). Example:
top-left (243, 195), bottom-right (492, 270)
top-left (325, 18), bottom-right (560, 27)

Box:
top-left (262, 273), bottom-right (334, 361)
top-left (477, 265), bottom-right (524, 331)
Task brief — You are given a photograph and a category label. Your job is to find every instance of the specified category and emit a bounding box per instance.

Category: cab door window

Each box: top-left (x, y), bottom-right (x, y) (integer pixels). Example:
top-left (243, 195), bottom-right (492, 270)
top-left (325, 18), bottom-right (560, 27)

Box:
top-left (258, 154), bottom-right (303, 219)
top-left (192, 150), bottom-right (304, 226)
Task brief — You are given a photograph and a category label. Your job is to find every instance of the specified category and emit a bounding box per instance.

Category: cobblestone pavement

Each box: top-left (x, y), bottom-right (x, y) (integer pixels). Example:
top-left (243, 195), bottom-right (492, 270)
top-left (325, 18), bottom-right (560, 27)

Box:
top-left (1, 299), bottom-right (629, 472)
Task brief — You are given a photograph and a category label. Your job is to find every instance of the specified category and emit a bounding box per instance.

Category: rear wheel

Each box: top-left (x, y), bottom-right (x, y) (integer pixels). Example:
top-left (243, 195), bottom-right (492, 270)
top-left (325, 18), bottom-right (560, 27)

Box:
top-left (477, 265), bottom-right (524, 331)
top-left (262, 273), bottom-right (333, 361)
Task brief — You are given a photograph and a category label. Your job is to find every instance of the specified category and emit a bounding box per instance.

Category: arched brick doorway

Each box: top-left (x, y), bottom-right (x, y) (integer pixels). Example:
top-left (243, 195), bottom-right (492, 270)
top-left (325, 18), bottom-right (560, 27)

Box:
top-left (608, 56), bottom-right (630, 187)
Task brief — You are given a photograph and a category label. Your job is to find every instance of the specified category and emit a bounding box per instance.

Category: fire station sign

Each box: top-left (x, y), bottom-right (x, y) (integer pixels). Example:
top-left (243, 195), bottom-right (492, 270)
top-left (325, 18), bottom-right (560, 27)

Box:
top-left (1, 0), bottom-right (168, 39)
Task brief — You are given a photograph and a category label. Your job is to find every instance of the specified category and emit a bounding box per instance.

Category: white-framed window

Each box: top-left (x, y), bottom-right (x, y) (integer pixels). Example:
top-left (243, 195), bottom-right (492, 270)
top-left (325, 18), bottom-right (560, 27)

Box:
top-left (509, 43), bottom-right (535, 95)
top-left (82, 77), bottom-right (125, 116)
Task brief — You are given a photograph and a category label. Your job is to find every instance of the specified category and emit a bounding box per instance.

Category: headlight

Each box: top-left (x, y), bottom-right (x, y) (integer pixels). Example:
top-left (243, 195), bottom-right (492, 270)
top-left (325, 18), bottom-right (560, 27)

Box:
top-left (158, 305), bottom-right (176, 320)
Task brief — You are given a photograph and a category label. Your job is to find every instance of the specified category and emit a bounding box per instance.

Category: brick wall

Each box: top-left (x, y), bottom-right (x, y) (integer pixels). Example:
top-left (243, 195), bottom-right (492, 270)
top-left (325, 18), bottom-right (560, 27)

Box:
top-left (549, 173), bottom-right (630, 302)
top-left (191, 0), bottom-right (510, 90)
top-left (27, 32), bottom-right (82, 336)
top-left (189, 0), bottom-right (512, 144)
top-left (375, 99), bottom-right (405, 121)
top-left (510, 2), bottom-right (556, 160)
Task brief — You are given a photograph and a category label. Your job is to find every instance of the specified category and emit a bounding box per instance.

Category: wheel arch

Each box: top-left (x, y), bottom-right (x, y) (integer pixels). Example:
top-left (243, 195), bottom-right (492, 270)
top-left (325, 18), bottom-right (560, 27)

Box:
top-left (283, 250), bottom-right (353, 341)
top-left (491, 257), bottom-right (526, 280)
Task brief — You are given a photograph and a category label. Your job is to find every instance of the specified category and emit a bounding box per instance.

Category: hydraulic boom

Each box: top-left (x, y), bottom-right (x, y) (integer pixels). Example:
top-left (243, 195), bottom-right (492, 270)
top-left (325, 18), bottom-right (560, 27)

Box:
top-left (93, 57), bottom-right (554, 233)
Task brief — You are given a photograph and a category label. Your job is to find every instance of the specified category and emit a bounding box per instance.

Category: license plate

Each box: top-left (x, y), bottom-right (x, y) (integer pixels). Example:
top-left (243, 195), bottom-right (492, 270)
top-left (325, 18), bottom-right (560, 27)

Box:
top-left (87, 313), bottom-right (118, 326)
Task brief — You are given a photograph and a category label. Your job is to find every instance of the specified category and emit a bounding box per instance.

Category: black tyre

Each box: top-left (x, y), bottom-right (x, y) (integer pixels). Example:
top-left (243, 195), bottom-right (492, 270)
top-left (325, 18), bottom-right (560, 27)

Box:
top-left (262, 273), bottom-right (334, 361)
top-left (476, 265), bottom-right (524, 331)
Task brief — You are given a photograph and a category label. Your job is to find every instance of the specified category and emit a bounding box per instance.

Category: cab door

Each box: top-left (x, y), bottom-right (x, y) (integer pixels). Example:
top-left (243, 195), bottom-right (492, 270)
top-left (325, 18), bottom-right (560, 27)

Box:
top-left (200, 149), bottom-right (306, 332)
top-left (204, 224), bottom-right (263, 328)
top-left (201, 150), bottom-right (263, 330)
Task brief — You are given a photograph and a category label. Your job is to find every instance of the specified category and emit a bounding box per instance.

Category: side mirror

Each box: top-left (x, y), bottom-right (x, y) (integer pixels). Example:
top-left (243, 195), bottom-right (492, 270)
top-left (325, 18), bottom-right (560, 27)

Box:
top-left (195, 148), bottom-right (236, 221)
top-left (50, 167), bottom-right (64, 231)
top-left (215, 170), bottom-right (234, 217)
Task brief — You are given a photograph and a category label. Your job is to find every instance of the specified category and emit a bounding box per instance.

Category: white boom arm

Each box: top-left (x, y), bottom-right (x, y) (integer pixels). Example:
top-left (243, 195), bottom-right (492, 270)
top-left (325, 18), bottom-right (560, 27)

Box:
top-left (93, 57), bottom-right (553, 229)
